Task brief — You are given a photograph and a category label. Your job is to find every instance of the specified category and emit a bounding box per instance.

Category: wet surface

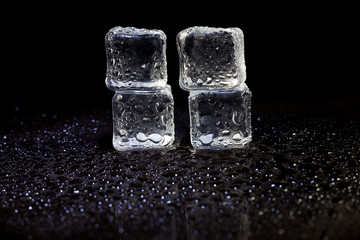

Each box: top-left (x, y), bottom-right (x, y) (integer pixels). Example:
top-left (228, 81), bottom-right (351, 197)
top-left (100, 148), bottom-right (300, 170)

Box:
top-left (1, 100), bottom-right (360, 240)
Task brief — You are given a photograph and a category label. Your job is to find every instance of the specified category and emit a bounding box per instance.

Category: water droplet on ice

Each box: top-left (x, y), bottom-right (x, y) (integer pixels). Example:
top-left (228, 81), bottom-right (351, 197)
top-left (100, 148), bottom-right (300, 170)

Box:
top-left (199, 134), bottom-right (214, 145)
top-left (136, 132), bottom-right (148, 142)
top-left (232, 111), bottom-right (244, 125)
top-left (222, 130), bottom-right (230, 135)
top-left (142, 118), bottom-right (151, 123)
top-left (148, 134), bottom-right (162, 143)
top-left (232, 132), bottom-right (244, 141)
top-left (119, 129), bottom-right (128, 136)
top-left (161, 115), bottom-right (166, 125)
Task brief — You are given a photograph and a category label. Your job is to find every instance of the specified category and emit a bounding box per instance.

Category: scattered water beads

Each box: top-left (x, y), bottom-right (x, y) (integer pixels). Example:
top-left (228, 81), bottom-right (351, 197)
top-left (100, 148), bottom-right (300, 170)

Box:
top-left (0, 106), bottom-right (359, 239)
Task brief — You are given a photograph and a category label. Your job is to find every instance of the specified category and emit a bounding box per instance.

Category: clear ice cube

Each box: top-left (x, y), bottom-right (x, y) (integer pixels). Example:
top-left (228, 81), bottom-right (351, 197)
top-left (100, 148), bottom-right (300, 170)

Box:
top-left (177, 26), bottom-right (246, 91)
top-left (188, 84), bottom-right (251, 149)
top-left (112, 85), bottom-right (175, 150)
top-left (105, 27), bottom-right (167, 90)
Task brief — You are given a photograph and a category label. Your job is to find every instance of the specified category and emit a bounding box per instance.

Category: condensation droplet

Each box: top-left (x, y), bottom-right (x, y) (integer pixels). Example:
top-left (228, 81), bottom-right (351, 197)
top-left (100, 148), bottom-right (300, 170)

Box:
top-left (148, 134), bottom-right (162, 143)
top-left (142, 118), bottom-right (151, 123)
top-left (119, 129), bottom-right (128, 137)
top-left (199, 134), bottom-right (214, 145)
top-left (233, 132), bottom-right (244, 141)
top-left (222, 130), bottom-right (230, 135)
top-left (232, 111), bottom-right (244, 125)
top-left (136, 132), bottom-right (147, 142)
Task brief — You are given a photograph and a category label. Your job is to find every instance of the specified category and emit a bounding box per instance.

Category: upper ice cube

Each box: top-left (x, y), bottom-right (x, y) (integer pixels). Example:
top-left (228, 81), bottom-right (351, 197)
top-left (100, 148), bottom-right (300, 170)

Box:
top-left (177, 26), bottom-right (246, 91)
top-left (105, 27), bottom-right (167, 90)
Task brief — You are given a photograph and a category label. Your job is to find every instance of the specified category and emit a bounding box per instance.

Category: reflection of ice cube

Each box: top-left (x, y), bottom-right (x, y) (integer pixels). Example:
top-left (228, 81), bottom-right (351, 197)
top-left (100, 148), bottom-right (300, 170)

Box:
top-left (112, 85), bottom-right (174, 150)
top-left (177, 26), bottom-right (246, 91)
top-left (189, 84), bottom-right (251, 149)
top-left (105, 27), bottom-right (167, 90)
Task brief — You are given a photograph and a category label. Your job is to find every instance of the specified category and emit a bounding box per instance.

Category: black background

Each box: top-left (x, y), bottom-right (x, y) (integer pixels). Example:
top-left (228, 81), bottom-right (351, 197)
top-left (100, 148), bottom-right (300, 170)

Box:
top-left (1, 4), bottom-right (358, 115)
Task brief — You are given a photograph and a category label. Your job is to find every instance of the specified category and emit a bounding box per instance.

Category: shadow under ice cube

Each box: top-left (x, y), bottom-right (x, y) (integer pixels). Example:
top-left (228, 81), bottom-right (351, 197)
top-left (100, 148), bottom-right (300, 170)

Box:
top-left (189, 84), bottom-right (252, 149)
top-left (112, 85), bottom-right (174, 150)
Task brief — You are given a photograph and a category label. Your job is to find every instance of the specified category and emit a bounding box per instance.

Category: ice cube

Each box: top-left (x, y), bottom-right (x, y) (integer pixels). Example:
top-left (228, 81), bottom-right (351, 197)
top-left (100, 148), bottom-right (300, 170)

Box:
top-left (177, 26), bottom-right (246, 91)
top-left (112, 85), bottom-right (175, 150)
top-left (105, 27), bottom-right (167, 90)
top-left (188, 84), bottom-right (251, 149)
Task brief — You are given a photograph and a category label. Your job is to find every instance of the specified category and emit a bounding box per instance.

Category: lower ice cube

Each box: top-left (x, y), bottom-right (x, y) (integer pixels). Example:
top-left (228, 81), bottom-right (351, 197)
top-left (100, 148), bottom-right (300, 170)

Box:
top-left (189, 84), bottom-right (252, 149)
top-left (112, 85), bottom-right (174, 150)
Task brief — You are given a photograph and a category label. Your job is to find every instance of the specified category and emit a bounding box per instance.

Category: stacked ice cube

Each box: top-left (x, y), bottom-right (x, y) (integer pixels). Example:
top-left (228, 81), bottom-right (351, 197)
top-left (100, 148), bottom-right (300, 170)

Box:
top-left (105, 27), bottom-right (175, 150)
top-left (177, 26), bottom-right (252, 149)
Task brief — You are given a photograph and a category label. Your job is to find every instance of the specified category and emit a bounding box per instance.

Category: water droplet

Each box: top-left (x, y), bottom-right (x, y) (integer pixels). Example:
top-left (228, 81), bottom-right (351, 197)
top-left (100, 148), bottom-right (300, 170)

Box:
top-left (110, 58), bottom-right (116, 66)
top-left (222, 130), bottom-right (230, 135)
top-left (161, 115), bottom-right (166, 125)
top-left (232, 111), bottom-right (244, 125)
top-left (148, 134), bottom-right (162, 143)
top-left (119, 129), bottom-right (127, 136)
top-left (232, 132), bottom-right (244, 141)
top-left (136, 133), bottom-right (147, 142)
top-left (199, 134), bottom-right (214, 145)
top-left (142, 118), bottom-right (151, 123)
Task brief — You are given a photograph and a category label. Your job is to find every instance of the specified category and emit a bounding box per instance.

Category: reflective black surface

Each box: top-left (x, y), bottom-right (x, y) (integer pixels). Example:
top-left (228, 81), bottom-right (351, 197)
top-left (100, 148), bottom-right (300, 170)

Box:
top-left (1, 99), bottom-right (359, 239)
top-left (1, 6), bottom-right (359, 239)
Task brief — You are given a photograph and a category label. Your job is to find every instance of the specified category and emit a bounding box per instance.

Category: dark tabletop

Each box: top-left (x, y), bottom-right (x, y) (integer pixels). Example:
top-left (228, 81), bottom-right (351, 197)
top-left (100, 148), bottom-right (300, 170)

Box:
top-left (1, 97), bottom-right (359, 240)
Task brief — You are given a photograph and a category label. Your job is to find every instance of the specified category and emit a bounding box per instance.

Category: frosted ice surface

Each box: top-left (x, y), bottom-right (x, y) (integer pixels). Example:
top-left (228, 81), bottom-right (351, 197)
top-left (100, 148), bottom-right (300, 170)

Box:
top-left (112, 85), bottom-right (175, 150)
top-left (189, 84), bottom-right (252, 149)
top-left (105, 27), bottom-right (167, 90)
top-left (177, 26), bottom-right (246, 91)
